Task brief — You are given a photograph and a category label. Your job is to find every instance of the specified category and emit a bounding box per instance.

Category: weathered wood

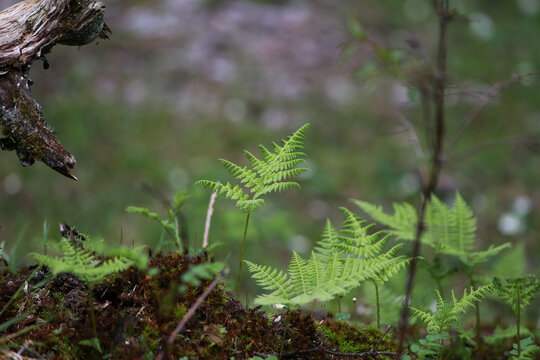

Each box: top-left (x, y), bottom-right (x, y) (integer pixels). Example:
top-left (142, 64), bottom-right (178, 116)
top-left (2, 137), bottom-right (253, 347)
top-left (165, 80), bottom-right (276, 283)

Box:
top-left (0, 0), bottom-right (110, 180)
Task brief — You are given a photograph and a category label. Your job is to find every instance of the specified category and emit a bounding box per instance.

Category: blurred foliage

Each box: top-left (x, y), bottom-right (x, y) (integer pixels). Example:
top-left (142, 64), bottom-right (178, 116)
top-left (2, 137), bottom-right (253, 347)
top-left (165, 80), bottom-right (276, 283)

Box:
top-left (0, 0), bottom-right (538, 318)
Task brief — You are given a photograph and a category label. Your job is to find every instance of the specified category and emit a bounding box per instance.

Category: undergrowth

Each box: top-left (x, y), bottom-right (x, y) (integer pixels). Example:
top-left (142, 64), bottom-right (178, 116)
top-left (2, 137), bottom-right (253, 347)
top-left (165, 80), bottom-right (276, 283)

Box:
top-left (1, 1), bottom-right (539, 359)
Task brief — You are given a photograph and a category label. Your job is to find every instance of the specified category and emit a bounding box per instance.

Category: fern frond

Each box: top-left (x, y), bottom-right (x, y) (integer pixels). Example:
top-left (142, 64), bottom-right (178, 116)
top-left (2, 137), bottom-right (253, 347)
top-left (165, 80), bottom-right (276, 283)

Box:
top-left (354, 200), bottom-right (417, 240)
top-left (494, 275), bottom-right (540, 314)
top-left (411, 285), bottom-right (492, 335)
top-left (198, 124), bottom-right (310, 211)
top-left (315, 219), bottom-right (340, 255)
top-left (247, 205), bottom-right (409, 306)
top-left (289, 251), bottom-right (311, 296)
top-left (217, 159), bottom-right (259, 186)
top-left (244, 261), bottom-right (294, 301)
top-left (356, 194), bottom-right (510, 268)
top-left (30, 238), bottom-right (135, 285)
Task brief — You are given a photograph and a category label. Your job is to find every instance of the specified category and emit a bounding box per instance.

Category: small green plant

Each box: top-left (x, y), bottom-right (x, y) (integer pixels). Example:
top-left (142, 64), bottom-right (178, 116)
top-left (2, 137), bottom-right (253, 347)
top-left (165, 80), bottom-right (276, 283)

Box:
top-left (493, 275), bottom-right (540, 358)
top-left (30, 238), bottom-right (147, 354)
top-left (127, 190), bottom-right (188, 249)
top-left (355, 194), bottom-right (510, 267)
top-left (178, 261), bottom-right (227, 292)
top-left (333, 207), bottom-right (411, 329)
top-left (246, 206), bottom-right (409, 316)
top-left (409, 285), bottom-right (492, 359)
top-left (509, 337), bottom-right (540, 360)
top-left (197, 123), bottom-right (310, 295)
top-left (357, 193), bottom-right (510, 335)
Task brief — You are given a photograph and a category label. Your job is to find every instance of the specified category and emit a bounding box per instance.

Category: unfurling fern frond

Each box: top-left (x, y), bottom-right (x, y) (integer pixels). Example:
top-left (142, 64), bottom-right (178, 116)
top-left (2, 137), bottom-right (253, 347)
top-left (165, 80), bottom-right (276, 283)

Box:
top-left (30, 238), bottom-right (138, 285)
top-left (197, 123), bottom-right (310, 212)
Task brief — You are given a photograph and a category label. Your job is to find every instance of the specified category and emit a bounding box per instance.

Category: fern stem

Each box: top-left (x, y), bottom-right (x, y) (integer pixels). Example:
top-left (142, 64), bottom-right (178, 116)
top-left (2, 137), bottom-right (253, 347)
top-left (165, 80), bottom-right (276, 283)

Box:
top-left (87, 291), bottom-right (99, 341)
top-left (372, 279), bottom-right (381, 329)
top-left (236, 210), bottom-right (251, 296)
top-left (516, 286), bottom-right (521, 357)
top-left (278, 313), bottom-right (290, 360)
top-left (466, 273), bottom-right (482, 341)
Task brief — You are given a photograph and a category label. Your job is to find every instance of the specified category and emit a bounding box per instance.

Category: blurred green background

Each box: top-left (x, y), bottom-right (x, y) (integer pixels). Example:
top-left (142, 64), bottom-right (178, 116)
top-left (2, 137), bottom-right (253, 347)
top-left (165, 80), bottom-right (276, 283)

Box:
top-left (0, 0), bottom-right (539, 320)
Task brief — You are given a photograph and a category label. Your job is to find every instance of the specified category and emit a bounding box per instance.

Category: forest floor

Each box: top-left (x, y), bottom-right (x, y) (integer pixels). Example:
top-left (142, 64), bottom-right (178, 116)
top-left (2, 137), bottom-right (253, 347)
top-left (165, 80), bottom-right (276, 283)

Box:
top-left (0, 252), bottom-right (402, 359)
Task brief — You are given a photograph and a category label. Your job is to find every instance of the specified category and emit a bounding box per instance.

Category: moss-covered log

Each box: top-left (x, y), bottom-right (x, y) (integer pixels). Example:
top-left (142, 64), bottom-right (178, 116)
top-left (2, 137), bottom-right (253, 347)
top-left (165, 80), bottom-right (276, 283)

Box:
top-left (0, 0), bottom-right (110, 180)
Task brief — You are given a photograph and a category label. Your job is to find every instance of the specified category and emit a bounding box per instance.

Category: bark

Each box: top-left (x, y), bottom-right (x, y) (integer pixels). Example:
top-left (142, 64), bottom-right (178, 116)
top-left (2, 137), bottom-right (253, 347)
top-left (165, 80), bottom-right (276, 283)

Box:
top-left (0, 0), bottom-right (110, 180)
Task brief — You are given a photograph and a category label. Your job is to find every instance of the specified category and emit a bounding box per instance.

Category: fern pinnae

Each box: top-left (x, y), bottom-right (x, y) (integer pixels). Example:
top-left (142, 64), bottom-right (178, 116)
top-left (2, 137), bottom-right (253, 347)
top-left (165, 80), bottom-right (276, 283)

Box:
top-left (453, 193), bottom-right (475, 251)
top-left (309, 251), bottom-right (324, 289)
top-left (244, 261), bottom-right (293, 298)
top-left (289, 251), bottom-right (310, 296)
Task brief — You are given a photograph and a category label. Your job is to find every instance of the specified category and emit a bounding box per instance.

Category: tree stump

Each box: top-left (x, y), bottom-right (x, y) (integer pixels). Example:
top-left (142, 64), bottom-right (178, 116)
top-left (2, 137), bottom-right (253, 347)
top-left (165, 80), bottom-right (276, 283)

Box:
top-left (0, 0), bottom-right (110, 180)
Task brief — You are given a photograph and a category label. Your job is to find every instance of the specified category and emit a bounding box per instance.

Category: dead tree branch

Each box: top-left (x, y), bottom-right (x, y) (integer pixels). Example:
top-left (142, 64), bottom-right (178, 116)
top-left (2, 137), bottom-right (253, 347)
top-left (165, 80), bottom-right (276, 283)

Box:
top-left (0, 0), bottom-right (110, 180)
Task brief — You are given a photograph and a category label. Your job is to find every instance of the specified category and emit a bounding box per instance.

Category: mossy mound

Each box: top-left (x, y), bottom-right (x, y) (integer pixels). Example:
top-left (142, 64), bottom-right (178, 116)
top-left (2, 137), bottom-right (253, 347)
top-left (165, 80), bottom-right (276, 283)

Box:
top-left (0, 252), bottom-right (398, 359)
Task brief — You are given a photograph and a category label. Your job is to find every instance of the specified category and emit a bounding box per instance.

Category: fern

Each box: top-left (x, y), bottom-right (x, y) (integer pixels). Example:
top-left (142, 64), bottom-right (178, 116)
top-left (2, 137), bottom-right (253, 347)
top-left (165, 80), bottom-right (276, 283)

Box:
top-left (246, 207), bottom-right (409, 312)
top-left (30, 238), bottom-right (146, 351)
top-left (409, 285), bottom-right (492, 359)
top-left (30, 238), bottom-right (137, 285)
top-left (410, 285), bottom-right (492, 336)
top-left (355, 193), bottom-right (511, 268)
top-left (494, 275), bottom-right (540, 358)
top-left (197, 124), bottom-right (310, 295)
top-left (126, 189), bottom-right (188, 249)
top-left (197, 124), bottom-right (310, 212)
top-left (510, 337), bottom-right (540, 360)
top-left (484, 325), bottom-right (532, 345)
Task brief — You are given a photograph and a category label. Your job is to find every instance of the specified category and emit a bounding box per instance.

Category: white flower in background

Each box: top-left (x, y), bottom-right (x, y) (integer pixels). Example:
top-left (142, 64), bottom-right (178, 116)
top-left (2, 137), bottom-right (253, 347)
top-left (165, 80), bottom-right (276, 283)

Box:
top-left (498, 213), bottom-right (525, 236)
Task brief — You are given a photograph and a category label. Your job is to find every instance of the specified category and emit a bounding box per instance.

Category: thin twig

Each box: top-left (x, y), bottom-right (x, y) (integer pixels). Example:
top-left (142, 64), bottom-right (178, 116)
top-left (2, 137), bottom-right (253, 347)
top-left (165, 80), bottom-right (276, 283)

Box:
top-left (445, 135), bottom-right (539, 164)
top-left (447, 73), bottom-right (538, 152)
top-left (0, 324), bottom-right (41, 344)
top-left (202, 186), bottom-right (219, 249)
top-left (396, 113), bottom-right (425, 161)
top-left (254, 348), bottom-right (398, 359)
top-left (396, 1), bottom-right (449, 357)
top-left (155, 268), bottom-right (230, 360)
top-left (167, 268), bottom-right (229, 344)
top-left (325, 349), bottom-right (398, 358)
top-left (371, 325), bottom-right (392, 352)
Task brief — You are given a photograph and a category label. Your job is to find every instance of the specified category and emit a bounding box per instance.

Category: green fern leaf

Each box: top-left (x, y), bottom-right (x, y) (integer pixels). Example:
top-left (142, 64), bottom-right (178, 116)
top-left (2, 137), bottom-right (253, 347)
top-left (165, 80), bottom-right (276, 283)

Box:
top-left (30, 238), bottom-right (137, 285)
top-left (198, 124), bottom-right (310, 211)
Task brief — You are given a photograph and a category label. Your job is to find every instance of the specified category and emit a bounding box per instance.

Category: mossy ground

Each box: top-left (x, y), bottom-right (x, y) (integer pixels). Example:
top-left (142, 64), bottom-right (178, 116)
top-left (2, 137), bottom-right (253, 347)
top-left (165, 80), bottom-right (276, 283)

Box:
top-left (0, 252), bottom-right (399, 359)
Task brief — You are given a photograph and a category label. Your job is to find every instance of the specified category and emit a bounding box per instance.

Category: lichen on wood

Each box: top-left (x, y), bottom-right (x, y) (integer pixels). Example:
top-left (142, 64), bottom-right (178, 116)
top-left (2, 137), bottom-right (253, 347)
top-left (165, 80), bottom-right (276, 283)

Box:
top-left (0, 0), bottom-right (110, 180)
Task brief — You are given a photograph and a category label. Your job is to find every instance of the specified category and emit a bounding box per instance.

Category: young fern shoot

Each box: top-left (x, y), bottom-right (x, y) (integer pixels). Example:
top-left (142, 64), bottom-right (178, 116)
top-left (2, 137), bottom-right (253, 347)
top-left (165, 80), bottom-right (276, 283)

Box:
top-left (494, 275), bottom-right (540, 358)
top-left (410, 285), bottom-right (492, 358)
top-left (197, 123), bottom-right (311, 295)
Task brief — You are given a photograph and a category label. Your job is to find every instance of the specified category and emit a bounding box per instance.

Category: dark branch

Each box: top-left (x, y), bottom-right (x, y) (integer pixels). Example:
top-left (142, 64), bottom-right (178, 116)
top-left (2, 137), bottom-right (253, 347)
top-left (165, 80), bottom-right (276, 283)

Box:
top-left (0, 0), bottom-right (109, 180)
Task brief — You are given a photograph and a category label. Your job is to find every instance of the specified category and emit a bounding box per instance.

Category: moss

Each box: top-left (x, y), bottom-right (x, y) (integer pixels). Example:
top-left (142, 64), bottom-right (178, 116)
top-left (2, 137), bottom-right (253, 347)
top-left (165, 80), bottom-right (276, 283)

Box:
top-left (0, 253), bottom-right (397, 359)
top-left (320, 320), bottom-right (398, 359)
